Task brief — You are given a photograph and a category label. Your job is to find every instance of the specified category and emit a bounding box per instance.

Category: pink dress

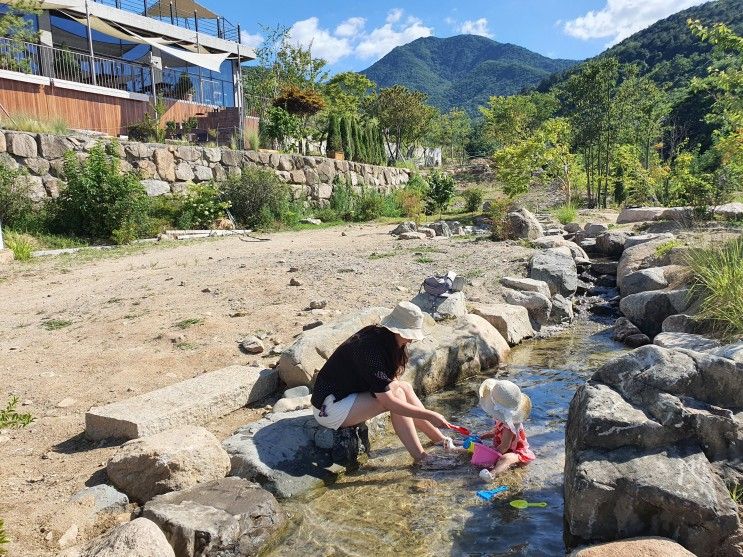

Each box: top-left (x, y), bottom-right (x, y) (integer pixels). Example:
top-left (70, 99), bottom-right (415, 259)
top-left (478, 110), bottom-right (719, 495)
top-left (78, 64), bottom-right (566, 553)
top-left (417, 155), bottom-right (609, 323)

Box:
top-left (493, 421), bottom-right (535, 463)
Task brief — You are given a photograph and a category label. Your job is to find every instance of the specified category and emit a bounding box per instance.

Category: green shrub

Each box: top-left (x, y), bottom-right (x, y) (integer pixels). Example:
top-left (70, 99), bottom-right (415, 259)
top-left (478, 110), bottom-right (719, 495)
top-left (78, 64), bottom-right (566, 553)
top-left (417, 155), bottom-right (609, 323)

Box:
top-left (552, 204), bottom-right (578, 225)
top-left (246, 129), bottom-right (260, 151)
top-left (489, 198), bottom-right (512, 240)
top-left (1, 395), bottom-right (34, 429)
top-left (462, 187), bottom-right (484, 213)
top-left (0, 517), bottom-right (7, 556)
top-left (381, 192), bottom-right (402, 218)
top-left (50, 143), bottom-right (149, 242)
top-left (3, 230), bottom-right (33, 261)
top-left (314, 207), bottom-right (340, 223)
top-left (0, 113), bottom-right (68, 135)
top-left (0, 164), bottom-right (33, 228)
top-left (179, 183), bottom-right (230, 229)
top-left (329, 177), bottom-right (356, 221)
top-left (425, 170), bottom-right (456, 216)
top-left (655, 239), bottom-right (682, 257)
top-left (394, 160), bottom-right (416, 171)
top-left (354, 189), bottom-right (384, 221)
top-left (688, 237), bottom-right (743, 338)
top-left (221, 167), bottom-right (290, 229)
top-left (326, 113), bottom-right (342, 154)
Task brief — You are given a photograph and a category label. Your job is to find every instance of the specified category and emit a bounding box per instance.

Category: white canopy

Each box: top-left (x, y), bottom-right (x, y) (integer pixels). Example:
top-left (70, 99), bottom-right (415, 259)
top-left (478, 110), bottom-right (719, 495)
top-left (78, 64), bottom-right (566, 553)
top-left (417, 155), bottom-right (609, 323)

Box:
top-left (144, 0), bottom-right (218, 20)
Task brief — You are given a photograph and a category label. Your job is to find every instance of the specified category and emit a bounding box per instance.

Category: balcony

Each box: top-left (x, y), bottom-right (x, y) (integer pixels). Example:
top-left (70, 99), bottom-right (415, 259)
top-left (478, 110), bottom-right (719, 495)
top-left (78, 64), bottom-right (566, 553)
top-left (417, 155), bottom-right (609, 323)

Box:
top-left (90, 0), bottom-right (240, 43)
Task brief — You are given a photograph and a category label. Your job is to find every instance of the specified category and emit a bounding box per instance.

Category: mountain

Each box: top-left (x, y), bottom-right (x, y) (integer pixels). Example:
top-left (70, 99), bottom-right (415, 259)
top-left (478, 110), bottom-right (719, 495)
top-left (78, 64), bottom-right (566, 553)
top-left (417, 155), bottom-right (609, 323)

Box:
top-left (360, 35), bottom-right (579, 115)
top-left (537, 0), bottom-right (743, 93)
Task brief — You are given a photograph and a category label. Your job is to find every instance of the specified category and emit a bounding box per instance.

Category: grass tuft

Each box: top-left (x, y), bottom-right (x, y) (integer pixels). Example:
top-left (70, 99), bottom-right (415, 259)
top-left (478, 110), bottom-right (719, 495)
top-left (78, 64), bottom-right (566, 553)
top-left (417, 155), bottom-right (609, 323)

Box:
top-left (655, 239), bottom-right (682, 257)
top-left (3, 231), bottom-right (34, 262)
top-left (552, 204), bottom-right (578, 225)
top-left (175, 318), bottom-right (203, 330)
top-left (0, 113), bottom-right (69, 134)
top-left (687, 237), bottom-right (743, 339)
top-left (0, 395), bottom-right (34, 429)
top-left (42, 319), bottom-right (72, 330)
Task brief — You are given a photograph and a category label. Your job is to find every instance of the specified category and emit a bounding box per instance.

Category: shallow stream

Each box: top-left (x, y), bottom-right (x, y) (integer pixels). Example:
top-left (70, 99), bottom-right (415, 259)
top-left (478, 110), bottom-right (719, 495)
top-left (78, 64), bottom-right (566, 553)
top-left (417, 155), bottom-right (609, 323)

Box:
top-left (271, 317), bottom-right (629, 557)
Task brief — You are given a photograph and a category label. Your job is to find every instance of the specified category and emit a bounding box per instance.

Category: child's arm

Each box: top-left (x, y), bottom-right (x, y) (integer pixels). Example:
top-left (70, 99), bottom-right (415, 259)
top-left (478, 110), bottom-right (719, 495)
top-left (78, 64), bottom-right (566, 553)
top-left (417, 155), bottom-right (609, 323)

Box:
top-left (497, 427), bottom-right (514, 454)
top-left (479, 430), bottom-right (494, 440)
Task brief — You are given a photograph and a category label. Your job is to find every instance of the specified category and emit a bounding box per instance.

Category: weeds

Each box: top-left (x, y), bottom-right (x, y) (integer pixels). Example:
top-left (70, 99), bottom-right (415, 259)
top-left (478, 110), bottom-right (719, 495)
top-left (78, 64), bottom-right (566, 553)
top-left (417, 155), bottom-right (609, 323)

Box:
top-left (175, 342), bottom-right (198, 350)
top-left (0, 395), bottom-right (34, 429)
top-left (0, 517), bottom-right (7, 556)
top-left (687, 237), bottom-right (743, 339)
top-left (369, 251), bottom-right (397, 260)
top-left (175, 318), bottom-right (203, 329)
top-left (552, 204), bottom-right (578, 225)
top-left (0, 113), bottom-right (68, 134)
top-left (730, 482), bottom-right (743, 504)
top-left (3, 231), bottom-right (33, 261)
top-left (655, 239), bottom-right (683, 257)
top-left (416, 256), bottom-right (434, 264)
top-left (42, 319), bottom-right (72, 330)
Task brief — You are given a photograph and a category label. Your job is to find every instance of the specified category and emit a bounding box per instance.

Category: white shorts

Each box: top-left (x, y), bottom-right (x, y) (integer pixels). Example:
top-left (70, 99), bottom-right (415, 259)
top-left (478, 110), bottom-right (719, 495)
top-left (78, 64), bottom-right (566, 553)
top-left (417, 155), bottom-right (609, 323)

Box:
top-left (312, 393), bottom-right (358, 430)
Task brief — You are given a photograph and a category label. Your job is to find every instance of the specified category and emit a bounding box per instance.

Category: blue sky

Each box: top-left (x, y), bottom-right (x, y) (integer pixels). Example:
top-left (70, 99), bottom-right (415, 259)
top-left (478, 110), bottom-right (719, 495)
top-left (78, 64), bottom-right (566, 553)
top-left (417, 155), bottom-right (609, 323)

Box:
top-left (211, 0), bottom-right (710, 73)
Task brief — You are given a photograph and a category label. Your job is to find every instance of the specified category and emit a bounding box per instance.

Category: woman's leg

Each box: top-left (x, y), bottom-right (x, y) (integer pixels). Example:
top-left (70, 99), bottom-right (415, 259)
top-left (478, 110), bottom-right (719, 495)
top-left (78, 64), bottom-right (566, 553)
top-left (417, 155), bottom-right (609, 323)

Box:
top-left (341, 392), bottom-right (386, 427)
top-left (491, 452), bottom-right (520, 475)
top-left (395, 380), bottom-right (447, 444)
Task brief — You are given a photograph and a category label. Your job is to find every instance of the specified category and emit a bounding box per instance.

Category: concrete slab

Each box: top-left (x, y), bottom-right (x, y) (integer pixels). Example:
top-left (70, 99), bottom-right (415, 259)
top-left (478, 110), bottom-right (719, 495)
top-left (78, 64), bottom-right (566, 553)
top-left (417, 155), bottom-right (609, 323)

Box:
top-left (85, 366), bottom-right (278, 440)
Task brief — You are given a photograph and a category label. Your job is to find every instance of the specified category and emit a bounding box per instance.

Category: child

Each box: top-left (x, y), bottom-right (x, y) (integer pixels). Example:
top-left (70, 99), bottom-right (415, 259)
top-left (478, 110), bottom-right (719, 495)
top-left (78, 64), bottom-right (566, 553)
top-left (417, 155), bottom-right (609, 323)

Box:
top-left (477, 378), bottom-right (535, 476)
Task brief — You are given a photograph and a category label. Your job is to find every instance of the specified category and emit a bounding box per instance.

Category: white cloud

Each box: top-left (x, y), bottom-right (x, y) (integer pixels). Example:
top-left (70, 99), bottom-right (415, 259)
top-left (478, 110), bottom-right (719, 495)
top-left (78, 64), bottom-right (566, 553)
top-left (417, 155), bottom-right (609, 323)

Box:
top-left (287, 17), bottom-right (353, 64)
top-left (355, 10), bottom-right (433, 60)
top-left (386, 8), bottom-right (404, 24)
top-left (335, 17), bottom-right (366, 38)
top-left (459, 18), bottom-right (493, 38)
top-left (563, 0), bottom-right (709, 45)
top-left (240, 31), bottom-right (263, 50)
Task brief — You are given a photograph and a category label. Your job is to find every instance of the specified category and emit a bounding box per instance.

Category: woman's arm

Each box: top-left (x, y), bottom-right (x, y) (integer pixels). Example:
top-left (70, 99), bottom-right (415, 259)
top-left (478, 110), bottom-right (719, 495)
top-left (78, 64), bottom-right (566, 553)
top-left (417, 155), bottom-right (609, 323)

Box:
top-left (375, 390), bottom-right (450, 428)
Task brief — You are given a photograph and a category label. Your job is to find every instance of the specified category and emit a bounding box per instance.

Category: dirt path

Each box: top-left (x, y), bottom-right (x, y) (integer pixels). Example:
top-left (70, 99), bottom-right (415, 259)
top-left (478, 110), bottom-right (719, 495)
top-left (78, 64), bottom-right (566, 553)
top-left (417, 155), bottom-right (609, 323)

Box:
top-left (0, 222), bottom-right (533, 556)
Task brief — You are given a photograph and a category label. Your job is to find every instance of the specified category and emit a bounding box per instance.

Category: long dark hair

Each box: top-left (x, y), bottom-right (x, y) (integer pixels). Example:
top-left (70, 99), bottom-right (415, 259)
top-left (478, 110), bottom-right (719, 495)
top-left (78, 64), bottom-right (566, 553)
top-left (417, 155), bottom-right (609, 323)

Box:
top-left (351, 325), bottom-right (408, 378)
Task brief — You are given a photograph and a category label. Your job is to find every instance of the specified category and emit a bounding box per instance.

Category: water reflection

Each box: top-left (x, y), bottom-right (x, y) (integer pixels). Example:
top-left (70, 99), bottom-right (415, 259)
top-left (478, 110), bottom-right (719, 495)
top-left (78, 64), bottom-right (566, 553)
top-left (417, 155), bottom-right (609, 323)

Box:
top-left (270, 321), bottom-right (627, 557)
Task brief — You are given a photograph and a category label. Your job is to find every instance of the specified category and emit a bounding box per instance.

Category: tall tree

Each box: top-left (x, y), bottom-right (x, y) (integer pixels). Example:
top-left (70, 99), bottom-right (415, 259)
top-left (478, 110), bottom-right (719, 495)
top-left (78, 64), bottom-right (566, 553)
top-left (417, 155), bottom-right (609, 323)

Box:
top-left (324, 72), bottom-right (376, 116)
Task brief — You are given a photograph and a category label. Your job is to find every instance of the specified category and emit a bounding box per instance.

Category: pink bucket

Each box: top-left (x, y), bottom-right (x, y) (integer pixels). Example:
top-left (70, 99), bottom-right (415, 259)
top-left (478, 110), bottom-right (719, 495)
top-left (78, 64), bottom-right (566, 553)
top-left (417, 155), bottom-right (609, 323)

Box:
top-left (471, 443), bottom-right (502, 467)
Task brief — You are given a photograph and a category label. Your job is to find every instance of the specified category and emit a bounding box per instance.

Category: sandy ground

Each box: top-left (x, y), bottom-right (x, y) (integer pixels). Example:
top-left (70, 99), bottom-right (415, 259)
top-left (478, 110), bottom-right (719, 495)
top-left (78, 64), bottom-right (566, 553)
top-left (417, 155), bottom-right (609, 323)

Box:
top-left (0, 222), bottom-right (536, 556)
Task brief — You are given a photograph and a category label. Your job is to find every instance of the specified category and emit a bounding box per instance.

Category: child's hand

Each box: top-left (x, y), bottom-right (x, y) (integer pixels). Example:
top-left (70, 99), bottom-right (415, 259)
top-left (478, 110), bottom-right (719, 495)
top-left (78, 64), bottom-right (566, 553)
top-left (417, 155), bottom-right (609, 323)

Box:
top-left (479, 431), bottom-right (494, 440)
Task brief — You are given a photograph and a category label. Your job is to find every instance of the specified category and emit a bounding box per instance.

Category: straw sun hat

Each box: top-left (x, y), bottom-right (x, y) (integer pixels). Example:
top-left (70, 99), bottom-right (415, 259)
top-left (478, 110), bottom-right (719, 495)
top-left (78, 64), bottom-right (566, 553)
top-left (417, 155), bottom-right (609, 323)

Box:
top-left (380, 301), bottom-right (426, 341)
top-left (478, 379), bottom-right (532, 431)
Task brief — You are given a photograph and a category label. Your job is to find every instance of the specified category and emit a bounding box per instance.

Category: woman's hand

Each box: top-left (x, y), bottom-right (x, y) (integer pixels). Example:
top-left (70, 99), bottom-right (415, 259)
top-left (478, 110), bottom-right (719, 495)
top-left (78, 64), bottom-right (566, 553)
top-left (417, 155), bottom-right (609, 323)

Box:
top-left (427, 411), bottom-right (450, 429)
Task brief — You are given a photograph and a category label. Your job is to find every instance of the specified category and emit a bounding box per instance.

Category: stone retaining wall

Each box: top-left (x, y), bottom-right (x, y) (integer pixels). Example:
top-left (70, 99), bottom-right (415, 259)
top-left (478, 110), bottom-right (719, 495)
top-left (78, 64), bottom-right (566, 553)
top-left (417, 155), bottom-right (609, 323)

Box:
top-left (0, 130), bottom-right (411, 204)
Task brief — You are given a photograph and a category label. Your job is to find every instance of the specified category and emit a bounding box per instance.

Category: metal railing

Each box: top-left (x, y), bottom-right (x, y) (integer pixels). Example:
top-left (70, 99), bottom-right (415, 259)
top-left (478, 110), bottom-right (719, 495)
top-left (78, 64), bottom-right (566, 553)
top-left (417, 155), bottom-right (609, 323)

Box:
top-left (159, 67), bottom-right (230, 106)
top-left (0, 37), bottom-right (151, 93)
top-left (91, 0), bottom-right (240, 42)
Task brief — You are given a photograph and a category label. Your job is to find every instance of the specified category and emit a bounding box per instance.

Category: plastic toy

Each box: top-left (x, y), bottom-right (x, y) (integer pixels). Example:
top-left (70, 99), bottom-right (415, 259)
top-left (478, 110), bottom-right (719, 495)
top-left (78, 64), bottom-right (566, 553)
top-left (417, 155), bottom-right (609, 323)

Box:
top-left (476, 485), bottom-right (508, 501)
top-left (509, 499), bottom-right (548, 509)
top-left (448, 424), bottom-right (471, 436)
top-left (471, 443), bottom-right (501, 467)
top-left (462, 435), bottom-right (481, 453)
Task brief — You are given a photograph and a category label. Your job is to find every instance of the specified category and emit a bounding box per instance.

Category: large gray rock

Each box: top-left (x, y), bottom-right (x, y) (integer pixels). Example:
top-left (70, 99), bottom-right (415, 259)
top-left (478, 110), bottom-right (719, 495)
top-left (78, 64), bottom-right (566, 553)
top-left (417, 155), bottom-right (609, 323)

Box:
top-left (39, 134), bottom-right (73, 159)
top-left (529, 248), bottom-right (578, 297)
top-left (550, 294), bottom-right (574, 324)
top-left (616, 207), bottom-right (667, 224)
top-left (619, 289), bottom-right (691, 337)
top-left (584, 223), bottom-right (609, 237)
top-left (276, 307), bottom-right (389, 388)
top-left (507, 208), bottom-right (543, 240)
top-left (624, 233), bottom-right (675, 250)
top-left (429, 221), bottom-right (451, 237)
top-left (565, 443), bottom-right (739, 556)
top-left (502, 288), bottom-right (552, 326)
top-left (410, 291), bottom-right (466, 321)
top-left (469, 303), bottom-right (534, 346)
top-left (7, 132), bottom-right (37, 158)
top-left (86, 366), bottom-right (278, 440)
top-left (499, 276), bottom-right (551, 298)
top-left (569, 537), bottom-right (696, 557)
top-left (653, 332), bottom-right (722, 353)
top-left (58, 518), bottom-right (174, 557)
top-left (69, 485), bottom-right (129, 514)
top-left (141, 180), bottom-right (171, 197)
top-left (612, 317), bottom-right (650, 347)
top-left (143, 477), bottom-right (286, 557)
top-left (389, 222), bottom-right (417, 235)
top-left (531, 237), bottom-right (589, 261)
top-left (153, 148), bottom-right (175, 182)
top-left (107, 426), bottom-right (231, 503)
top-left (594, 232), bottom-right (628, 258)
top-left (714, 202), bottom-right (743, 220)
top-left (616, 239), bottom-right (673, 294)
top-left (662, 314), bottom-right (715, 335)
top-left (711, 341), bottom-right (743, 365)
top-left (621, 267), bottom-right (669, 297)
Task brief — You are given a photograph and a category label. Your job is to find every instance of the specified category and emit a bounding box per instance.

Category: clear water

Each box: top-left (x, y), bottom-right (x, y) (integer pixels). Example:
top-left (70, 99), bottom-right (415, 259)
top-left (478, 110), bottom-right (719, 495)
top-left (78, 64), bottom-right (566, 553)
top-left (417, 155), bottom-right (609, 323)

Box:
top-left (270, 318), bottom-right (628, 557)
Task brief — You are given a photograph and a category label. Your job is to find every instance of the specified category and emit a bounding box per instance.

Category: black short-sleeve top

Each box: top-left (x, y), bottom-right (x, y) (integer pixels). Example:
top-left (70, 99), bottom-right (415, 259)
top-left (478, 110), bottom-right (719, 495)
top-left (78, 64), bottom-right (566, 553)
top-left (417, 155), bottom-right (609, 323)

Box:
top-left (310, 326), bottom-right (398, 409)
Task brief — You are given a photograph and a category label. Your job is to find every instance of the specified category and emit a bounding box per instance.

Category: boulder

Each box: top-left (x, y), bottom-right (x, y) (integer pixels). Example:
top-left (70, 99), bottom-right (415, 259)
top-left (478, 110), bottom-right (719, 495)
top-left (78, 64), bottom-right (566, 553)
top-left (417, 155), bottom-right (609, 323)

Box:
top-left (429, 221), bottom-right (451, 237)
top-left (616, 239), bottom-right (671, 293)
top-left (564, 223), bottom-right (582, 234)
top-left (624, 233), bottom-right (675, 250)
top-left (39, 134), bottom-right (72, 159)
top-left (417, 227), bottom-right (436, 238)
top-left (646, 221), bottom-right (684, 234)
top-left (569, 537), bottom-right (697, 557)
top-left (277, 307), bottom-right (388, 388)
top-left (469, 303), bottom-right (534, 346)
top-left (141, 180), bottom-right (170, 197)
top-left (143, 478), bottom-right (286, 557)
top-left (590, 261), bottom-right (618, 276)
top-left (594, 232), bottom-right (628, 258)
top-left (6, 132), bottom-right (37, 158)
top-left (69, 485), bottom-right (128, 514)
top-left (58, 518), bottom-right (174, 557)
top-left (502, 288), bottom-right (552, 326)
top-left (710, 341), bottom-right (743, 365)
top-left (389, 221), bottom-right (417, 236)
top-left (532, 237), bottom-right (589, 261)
top-left (584, 223), bottom-right (609, 237)
top-left (616, 207), bottom-right (666, 224)
top-left (662, 314), bottom-right (715, 335)
top-left (529, 248), bottom-right (578, 297)
top-left (714, 202), bottom-right (743, 221)
top-left (410, 291), bottom-right (467, 321)
top-left (398, 232), bottom-right (426, 240)
top-left (550, 294), bottom-right (574, 324)
top-left (507, 208), bottom-right (544, 240)
top-left (619, 289), bottom-right (691, 337)
top-left (653, 332), bottom-right (722, 353)
top-left (499, 276), bottom-right (551, 298)
top-left (174, 162), bottom-right (194, 182)
top-left (107, 426), bottom-right (231, 503)
top-left (621, 267), bottom-right (669, 297)
top-left (153, 148), bottom-right (175, 182)
top-left (271, 394), bottom-right (311, 413)
top-left (612, 317), bottom-right (650, 347)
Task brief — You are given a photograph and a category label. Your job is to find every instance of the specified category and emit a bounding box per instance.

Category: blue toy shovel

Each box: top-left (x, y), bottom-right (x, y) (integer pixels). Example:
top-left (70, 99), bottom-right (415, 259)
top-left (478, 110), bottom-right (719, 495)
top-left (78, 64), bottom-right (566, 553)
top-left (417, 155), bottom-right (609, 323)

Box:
top-left (476, 486), bottom-right (509, 501)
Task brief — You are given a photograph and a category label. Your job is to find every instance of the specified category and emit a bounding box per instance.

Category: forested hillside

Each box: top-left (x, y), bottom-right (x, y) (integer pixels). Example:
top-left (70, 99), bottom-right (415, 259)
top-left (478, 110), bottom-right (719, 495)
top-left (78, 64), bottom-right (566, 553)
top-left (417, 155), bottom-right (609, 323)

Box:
top-left (361, 35), bottom-right (578, 114)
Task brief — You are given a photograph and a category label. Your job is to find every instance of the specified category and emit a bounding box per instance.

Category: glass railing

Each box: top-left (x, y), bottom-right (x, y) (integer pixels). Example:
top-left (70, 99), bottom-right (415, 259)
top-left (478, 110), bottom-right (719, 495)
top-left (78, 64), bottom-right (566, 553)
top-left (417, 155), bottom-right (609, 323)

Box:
top-left (91, 0), bottom-right (240, 42)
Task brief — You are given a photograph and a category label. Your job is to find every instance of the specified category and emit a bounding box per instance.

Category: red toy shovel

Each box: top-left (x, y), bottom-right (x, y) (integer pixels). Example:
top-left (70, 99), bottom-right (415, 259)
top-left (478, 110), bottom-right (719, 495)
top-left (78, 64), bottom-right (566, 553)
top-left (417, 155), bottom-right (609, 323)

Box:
top-left (448, 424), bottom-right (471, 436)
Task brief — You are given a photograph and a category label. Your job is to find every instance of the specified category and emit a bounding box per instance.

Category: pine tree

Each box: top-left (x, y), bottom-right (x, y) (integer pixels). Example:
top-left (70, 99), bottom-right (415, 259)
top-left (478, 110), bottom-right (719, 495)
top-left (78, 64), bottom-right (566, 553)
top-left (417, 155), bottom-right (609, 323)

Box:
top-left (353, 119), bottom-right (366, 163)
top-left (340, 115), bottom-right (353, 160)
top-left (365, 124), bottom-right (376, 165)
top-left (326, 113), bottom-right (342, 155)
top-left (377, 125), bottom-right (387, 165)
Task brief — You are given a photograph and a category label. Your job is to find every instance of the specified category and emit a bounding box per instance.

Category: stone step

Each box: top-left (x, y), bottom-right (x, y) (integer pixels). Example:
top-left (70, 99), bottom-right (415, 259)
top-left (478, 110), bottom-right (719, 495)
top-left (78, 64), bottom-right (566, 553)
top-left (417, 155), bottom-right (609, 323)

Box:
top-left (85, 366), bottom-right (278, 441)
